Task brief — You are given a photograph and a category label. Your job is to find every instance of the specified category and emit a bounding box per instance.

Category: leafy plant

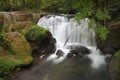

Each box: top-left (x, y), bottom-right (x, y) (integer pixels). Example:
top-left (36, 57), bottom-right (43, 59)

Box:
top-left (95, 24), bottom-right (109, 40)
top-left (115, 50), bottom-right (120, 59)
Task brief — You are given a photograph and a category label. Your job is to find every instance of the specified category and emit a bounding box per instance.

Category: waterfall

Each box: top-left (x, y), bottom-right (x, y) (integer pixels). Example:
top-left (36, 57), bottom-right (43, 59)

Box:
top-left (37, 15), bottom-right (106, 68)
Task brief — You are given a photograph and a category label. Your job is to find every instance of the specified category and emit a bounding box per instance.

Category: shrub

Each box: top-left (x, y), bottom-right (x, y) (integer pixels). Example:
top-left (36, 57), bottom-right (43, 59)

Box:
top-left (25, 25), bottom-right (48, 41)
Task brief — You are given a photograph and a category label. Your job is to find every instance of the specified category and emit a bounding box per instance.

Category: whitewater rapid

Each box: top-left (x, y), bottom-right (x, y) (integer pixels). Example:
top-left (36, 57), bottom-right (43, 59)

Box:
top-left (37, 15), bottom-right (106, 68)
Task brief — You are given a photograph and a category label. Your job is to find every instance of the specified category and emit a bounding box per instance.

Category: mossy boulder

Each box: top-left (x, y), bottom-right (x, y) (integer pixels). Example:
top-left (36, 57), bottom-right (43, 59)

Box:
top-left (0, 55), bottom-right (33, 76)
top-left (2, 32), bottom-right (32, 56)
top-left (3, 55), bottom-right (33, 66)
top-left (16, 12), bottom-right (33, 21)
top-left (10, 21), bottom-right (35, 34)
top-left (109, 50), bottom-right (120, 80)
top-left (24, 25), bottom-right (56, 57)
top-left (25, 25), bottom-right (48, 42)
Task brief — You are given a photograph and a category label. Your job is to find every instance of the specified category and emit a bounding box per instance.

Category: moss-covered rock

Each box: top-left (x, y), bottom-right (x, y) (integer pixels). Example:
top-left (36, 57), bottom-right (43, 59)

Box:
top-left (3, 55), bottom-right (33, 66)
top-left (0, 57), bottom-right (22, 76)
top-left (109, 50), bottom-right (120, 80)
top-left (0, 55), bottom-right (33, 76)
top-left (11, 21), bottom-right (35, 34)
top-left (25, 25), bottom-right (48, 42)
top-left (11, 21), bottom-right (35, 31)
top-left (2, 32), bottom-right (32, 56)
top-left (24, 25), bottom-right (56, 57)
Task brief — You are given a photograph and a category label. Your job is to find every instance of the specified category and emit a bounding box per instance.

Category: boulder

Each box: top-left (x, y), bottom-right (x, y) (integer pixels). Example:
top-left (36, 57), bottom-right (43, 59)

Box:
top-left (67, 44), bottom-right (90, 58)
top-left (56, 49), bottom-right (64, 57)
top-left (11, 21), bottom-right (35, 31)
top-left (24, 26), bottom-right (56, 57)
top-left (3, 32), bottom-right (32, 56)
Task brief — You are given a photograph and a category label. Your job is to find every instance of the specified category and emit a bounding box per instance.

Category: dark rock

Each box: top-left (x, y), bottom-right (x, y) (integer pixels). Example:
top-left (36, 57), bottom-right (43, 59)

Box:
top-left (66, 44), bottom-right (90, 58)
top-left (56, 49), bottom-right (64, 57)
top-left (31, 31), bottom-right (56, 57)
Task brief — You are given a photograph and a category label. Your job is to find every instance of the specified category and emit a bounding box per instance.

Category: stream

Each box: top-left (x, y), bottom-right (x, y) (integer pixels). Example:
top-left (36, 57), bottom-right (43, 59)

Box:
top-left (12, 15), bottom-right (111, 80)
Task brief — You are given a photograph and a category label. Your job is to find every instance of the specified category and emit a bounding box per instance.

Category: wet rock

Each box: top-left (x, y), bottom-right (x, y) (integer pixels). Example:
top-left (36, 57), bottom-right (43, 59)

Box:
top-left (56, 49), bottom-right (64, 57)
top-left (67, 44), bottom-right (90, 58)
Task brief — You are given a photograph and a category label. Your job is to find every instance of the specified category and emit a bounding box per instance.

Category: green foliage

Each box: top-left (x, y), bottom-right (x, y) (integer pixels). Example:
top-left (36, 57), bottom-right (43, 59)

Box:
top-left (25, 25), bottom-right (48, 41)
top-left (0, 58), bottom-right (22, 76)
top-left (96, 9), bottom-right (111, 20)
top-left (115, 50), bottom-right (120, 59)
top-left (95, 24), bottom-right (109, 40)
top-left (0, 78), bottom-right (4, 80)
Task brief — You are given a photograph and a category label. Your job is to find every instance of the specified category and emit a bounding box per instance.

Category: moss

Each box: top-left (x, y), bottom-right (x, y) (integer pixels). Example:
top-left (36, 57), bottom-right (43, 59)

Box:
top-left (25, 25), bottom-right (48, 41)
top-left (0, 55), bottom-right (33, 76)
top-left (0, 57), bottom-right (22, 76)
top-left (0, 78), bottom-right (4, 80)
top-left (4, 55), bottom-right (33, 66)
top-left (3, 32), bottom-right (32, 56)
top-left (110, 50), bottom-right (120, 79)
top-left (115, 50), bottom-right (120, 59)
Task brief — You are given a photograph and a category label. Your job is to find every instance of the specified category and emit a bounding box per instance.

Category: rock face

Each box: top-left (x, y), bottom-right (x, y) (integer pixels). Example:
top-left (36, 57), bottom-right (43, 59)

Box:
top-left (0, 11), bottom-right (46, 25)
top-left (109, 50), bottom-right (120, 80)
top-left (11, 21), bottom-right (35, 32)
top-left (3, 32), bottom-right (32, 56)
top-left (96, 21), bottom-right (120, 55)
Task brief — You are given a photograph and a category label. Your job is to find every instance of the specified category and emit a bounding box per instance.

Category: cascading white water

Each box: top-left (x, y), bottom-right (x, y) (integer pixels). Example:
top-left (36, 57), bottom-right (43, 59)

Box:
top-left (37, 15), bottom-right (106, 68)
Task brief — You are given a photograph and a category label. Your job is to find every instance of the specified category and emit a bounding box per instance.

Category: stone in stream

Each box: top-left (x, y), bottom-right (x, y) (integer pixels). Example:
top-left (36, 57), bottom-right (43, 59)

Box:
top-left (56, 49), bottom-right (64, 58)
top-left (67, 44), bottom-right (90, 58)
